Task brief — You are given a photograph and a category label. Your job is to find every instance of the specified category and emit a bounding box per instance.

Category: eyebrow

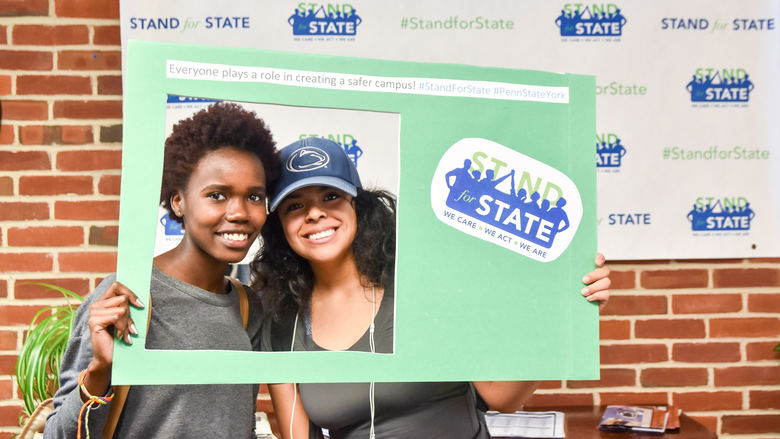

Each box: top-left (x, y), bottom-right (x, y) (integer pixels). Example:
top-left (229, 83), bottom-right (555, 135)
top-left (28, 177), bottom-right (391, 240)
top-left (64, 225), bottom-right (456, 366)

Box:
top-left (200, 184), bottom-right (265, 192)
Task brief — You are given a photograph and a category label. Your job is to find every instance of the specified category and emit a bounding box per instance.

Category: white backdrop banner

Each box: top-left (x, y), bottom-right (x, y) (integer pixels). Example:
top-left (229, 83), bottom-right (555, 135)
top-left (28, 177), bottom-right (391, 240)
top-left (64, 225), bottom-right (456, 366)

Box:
top-left (121, 0), bottom-right (780, 259)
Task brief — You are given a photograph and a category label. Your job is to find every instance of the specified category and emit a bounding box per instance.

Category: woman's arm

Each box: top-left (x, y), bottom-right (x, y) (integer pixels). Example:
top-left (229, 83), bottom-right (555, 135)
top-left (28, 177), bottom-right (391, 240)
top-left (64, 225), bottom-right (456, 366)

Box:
top-left (269, 383), bottom-right (313, 439)
top-left (474, 253), bottom-right (611, 412)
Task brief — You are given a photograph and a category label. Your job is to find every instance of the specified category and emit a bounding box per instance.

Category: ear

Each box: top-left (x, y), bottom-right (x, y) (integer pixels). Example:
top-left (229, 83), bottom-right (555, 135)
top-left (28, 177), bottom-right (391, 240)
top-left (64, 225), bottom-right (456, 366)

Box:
top-left (171, 192), bottom-right (184, 217)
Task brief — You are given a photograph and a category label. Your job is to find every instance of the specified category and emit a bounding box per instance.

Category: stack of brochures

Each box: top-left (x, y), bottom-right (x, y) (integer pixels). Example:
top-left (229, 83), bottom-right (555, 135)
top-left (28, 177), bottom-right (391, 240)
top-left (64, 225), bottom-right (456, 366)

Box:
top-left (598, 405), bottom-right (674, 434)
top-left (485, 411), bottom-right (565, 438)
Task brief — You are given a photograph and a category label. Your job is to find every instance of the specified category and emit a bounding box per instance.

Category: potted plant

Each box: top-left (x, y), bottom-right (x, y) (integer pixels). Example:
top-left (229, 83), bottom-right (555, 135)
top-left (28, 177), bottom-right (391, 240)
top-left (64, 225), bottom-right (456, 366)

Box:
top-left (15, 283), bottom-right (83, 438)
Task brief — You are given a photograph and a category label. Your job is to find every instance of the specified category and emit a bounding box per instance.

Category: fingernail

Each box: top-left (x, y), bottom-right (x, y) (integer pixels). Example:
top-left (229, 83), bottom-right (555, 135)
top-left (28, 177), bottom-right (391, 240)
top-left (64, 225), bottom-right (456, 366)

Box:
top-left (129, 323), bottom-right (138, 335)
top-left (581, 287), bottom-right (590, 295)
top-left (125, 333), bottom-right (133, 345)
top-left (582, 276), bottom-right (590, 283)
top-left (136, 298), bottom-right (145, 308)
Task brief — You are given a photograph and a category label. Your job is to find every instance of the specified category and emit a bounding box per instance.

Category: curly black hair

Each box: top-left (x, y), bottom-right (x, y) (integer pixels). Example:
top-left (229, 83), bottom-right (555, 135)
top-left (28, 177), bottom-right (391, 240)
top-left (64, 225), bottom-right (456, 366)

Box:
top-left (160, 101), bottom-right (280, 224)
top-left (252, 188), bottom-right (396, 320)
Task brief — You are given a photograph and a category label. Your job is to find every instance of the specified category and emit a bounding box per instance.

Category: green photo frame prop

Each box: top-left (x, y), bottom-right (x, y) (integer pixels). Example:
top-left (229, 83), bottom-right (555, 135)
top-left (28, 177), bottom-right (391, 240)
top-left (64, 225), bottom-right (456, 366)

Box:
top-left (116, 40), bottom-right (597, 384)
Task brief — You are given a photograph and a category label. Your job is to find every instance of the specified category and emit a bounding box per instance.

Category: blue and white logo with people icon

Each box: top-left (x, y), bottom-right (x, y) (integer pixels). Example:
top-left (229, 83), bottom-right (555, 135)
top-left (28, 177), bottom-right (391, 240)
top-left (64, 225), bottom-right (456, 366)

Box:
top-left (431, 138), bottom-right (582, 262)
top-left (687, 197), bottom-right (755, 233)
top-left (288, 4), bottom-right (362, 36)
top-left (687, 68), bottom-right (754, 104)
top-left (555, 3), bottom-right (626, 37)
top-left (596, 133), bottom-right (626, 169)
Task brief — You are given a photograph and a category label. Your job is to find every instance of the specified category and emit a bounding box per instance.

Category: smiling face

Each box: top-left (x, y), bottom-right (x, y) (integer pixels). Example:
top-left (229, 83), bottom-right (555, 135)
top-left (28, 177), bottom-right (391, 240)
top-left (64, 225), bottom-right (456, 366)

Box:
top-left (277, 185), bottom-right (357, 268)
top-left (171, 147), bottom-right (267, 266)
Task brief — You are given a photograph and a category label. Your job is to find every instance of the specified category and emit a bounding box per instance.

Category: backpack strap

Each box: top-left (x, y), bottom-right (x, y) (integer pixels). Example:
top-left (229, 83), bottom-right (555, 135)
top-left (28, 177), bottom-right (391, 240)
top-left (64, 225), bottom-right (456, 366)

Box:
top-left (101, 277), bottom-right (249, 438)
top-left (226, 276), bottom-right (250, 329)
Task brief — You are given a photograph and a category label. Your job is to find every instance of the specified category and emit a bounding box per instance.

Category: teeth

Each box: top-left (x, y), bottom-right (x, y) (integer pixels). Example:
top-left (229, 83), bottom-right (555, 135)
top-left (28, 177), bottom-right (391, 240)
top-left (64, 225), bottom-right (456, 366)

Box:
top-left (221, 233), bottom-right (248, 242)
top-left (308, 229), bottom-right (334, 240)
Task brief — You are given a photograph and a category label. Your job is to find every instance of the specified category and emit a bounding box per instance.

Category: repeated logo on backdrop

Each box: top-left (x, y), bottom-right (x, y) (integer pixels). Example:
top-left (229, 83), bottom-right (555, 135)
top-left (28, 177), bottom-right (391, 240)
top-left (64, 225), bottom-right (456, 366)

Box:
top-left (289, 3), bottom-right (362, 39)
top-left (596, 132), bottom-right (626, 170)
top-left (687, 197), bottom-right (755, 233)
top-left (299, 133), bottom-right (364, 167)
top-left (687, 68), bottom-right (754, 104)
top-left (555, 3), bottom-right (626, 38)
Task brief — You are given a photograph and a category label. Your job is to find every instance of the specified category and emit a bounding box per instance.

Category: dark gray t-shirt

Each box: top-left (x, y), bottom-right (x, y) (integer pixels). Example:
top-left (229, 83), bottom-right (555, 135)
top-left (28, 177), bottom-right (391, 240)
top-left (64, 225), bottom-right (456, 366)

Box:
top-left (261, 291), bottom-right (490, 439)
top-left (44, 267), bottom-right (263, 439)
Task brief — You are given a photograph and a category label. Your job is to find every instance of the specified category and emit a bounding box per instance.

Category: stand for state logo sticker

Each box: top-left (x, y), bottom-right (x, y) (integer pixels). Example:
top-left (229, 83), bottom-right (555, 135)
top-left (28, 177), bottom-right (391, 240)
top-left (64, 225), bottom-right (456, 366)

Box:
top-left (431, 138), bottom-right (582, 262)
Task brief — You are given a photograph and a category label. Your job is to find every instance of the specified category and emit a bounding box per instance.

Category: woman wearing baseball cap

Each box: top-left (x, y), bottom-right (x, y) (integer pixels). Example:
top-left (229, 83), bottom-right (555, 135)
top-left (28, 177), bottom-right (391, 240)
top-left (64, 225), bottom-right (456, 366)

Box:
top-left (254, 137), bottom-right (610, 439)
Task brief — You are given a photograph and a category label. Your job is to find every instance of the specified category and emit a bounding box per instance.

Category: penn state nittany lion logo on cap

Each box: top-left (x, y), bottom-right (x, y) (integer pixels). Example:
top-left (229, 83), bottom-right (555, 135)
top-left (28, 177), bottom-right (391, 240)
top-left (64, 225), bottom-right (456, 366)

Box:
top-left (286, 146), bottom-right (330, 172)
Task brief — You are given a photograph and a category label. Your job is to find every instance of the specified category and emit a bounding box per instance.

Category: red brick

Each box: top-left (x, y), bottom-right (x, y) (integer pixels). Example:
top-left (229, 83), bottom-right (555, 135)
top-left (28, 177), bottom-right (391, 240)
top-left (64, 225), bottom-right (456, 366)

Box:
top-left (98, 174), bottom-right (121, 195)
top-left (600, 344), bottom-right (668, 364)
top-left (57, 150), bottom-right (121, 171)
top-left (0, 177), bottom-right (13, 195)
top-left (715, 366), bottom-right (780, 386)
top-left (635, 319), bottom-right (705, 339)
top-left (710, 317), bottom-right (780, 338)
top-left (14, 278), bottom-right (90, 299)
top-left (602, 295), bottom-right (666, 315)
top-left (61, 126), bottom-right (93, 144)
top-left (93, 25), bottom-right (120, 45)
top-left (746, 342), bottom-right (780, 361)
top-left (672, 342), bottom-right (741, 363)
top-left (714, 268), bottom-right (780, 287)
top-left (0, 379), bottom-right (12, 400)
top-left (59, 252), bottom-right (117, 272)
top-left (0, 151), bottom-right (50, 170)
top-left (8, 226), bottom-right (84, 246)
top-left (0, 25), bottom-right (5, 44)
top-left (0, 125), bottom-right (13, 144)
top-left (55, 0), bottom-right (120, 18)
top-left (19, 175), bottom-right (92, 195)
top-left (1, 100), bottom-right (49, 120)
top-left (0, 331), bottom-right (16, 350)
top-left (0, 75), bottom-right (10, 94)
top-left (673, 391), bottom-right (742, 411)
top-left (53, 100), bottom-right (122, 119)
top-left (750, 390), bottom-right (780, 409)
top-left (689, 416), bottom-right (717, 433)
top-left (55, 200), bottom-right (119, 220)
top-left (672, 293), bottom-right (742, 314)
top-left (599, 392), bottom-right (668, 406)
top-left (0, 0), bottom-right (48, 15)
top-left (0, 305), bottom-right (52, 325)
top-left (640, 269), bottom-right (708, 289)
top-left (721, 414), bottom-right (780, 434)
top-left (0, 403), bottom-right (24, 426)
top-left (568, 368), bottom-right (635, 388)
top-left (20, 125), bottom-right (56, 145)
top-left (609, 270), bottom-right (635, 289)
top-left (0, 202), bottom-right (49, 220)
top-left (12, 25), bottom-right (89, 45)
top-left (17, 75), bottom-right (92, 95)
top-left (640, 367), bottom-right (708, 387)
top-left (58, 50), bottom-right (121, 70)
top-left (599, 319), bottom-right (630, 340)
top-left (524, 393), bottom-right (593, 407)
top-left (0, 279), bottom-right (5, 298)
top-left (89, 225), bottom-right (118, 246)
top-left (538, 381), bottom-right (561, 389)
top-left (98, 75), bottom-right (122, 95)
top-left (0, 50), bottom-right (52, 70)
top-left (749, 293), bottom-right (780, 312)
top-left (0, 253), bottom-right (53, 272)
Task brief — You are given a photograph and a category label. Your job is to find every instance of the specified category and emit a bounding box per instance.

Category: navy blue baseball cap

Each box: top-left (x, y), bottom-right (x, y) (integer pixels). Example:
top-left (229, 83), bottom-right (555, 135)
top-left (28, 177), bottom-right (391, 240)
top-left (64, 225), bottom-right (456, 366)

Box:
top-left (269, 137), bottom-right (362, 212)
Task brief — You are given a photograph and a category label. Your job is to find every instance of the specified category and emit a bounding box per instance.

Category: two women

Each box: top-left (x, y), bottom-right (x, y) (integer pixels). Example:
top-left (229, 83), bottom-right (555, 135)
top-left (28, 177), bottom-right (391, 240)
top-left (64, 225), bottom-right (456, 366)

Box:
top-left (255, 137), bottom-right (610, 439)
top-left (45, 102), bottom-right (280, 438)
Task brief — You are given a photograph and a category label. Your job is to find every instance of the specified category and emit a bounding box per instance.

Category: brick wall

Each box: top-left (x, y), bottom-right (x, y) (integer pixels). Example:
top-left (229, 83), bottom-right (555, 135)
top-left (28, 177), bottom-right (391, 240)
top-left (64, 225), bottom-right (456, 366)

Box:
top-left (0, 3), bottom-right (778, 438)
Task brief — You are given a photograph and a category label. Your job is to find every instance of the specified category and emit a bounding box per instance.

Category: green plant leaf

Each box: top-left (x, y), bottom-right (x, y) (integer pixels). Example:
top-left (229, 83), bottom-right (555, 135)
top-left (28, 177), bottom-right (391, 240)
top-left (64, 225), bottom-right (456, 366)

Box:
top-left (15, 283), bottom-right (84, 418)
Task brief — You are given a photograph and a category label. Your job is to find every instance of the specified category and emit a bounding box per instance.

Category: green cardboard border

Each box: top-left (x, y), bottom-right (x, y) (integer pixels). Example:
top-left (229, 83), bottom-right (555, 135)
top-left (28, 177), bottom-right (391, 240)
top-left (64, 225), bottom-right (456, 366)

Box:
top-left (116, 40), bottom-right (597, 384)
